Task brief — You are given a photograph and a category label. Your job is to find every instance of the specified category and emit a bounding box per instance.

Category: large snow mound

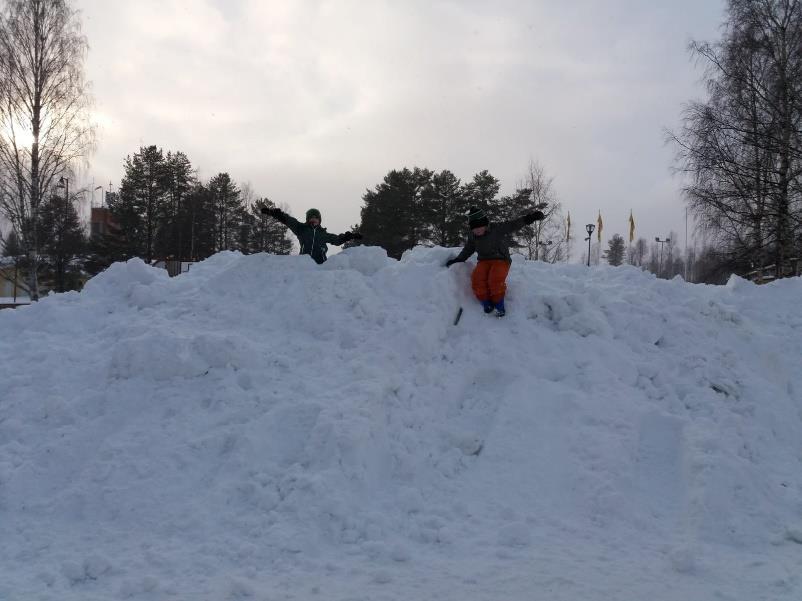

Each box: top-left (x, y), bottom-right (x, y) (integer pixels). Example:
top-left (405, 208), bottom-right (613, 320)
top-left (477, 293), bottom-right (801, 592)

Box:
top-left (1, 247), bottom-right (802, 600)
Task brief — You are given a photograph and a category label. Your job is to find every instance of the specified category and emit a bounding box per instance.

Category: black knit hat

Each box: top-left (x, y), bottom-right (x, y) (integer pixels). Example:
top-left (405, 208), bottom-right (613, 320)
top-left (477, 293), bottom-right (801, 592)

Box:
top-left (306, 208), bottom-right (321, 222)
top-left (467, 207), bottom-right (489, 229)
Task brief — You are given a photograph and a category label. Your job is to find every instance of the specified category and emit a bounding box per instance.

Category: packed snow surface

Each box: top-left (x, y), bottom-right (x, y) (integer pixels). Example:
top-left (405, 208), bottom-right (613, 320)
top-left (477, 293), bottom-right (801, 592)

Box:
top-left (2, 246), bottom-right (802, 600)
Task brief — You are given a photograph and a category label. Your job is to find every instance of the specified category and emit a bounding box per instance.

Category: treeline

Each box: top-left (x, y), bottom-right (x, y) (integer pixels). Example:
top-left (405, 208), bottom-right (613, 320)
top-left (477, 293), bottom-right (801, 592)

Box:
top-left (1, 144), bottom-right (294, 295)
top-left (95, 145), bottom-right (291, 269)
top-left (673, 0), bottom-right (802, 278)
top-left (355, 162), bottom-right (567, 261)
top-left (597, 233), bottom-right (732, 284)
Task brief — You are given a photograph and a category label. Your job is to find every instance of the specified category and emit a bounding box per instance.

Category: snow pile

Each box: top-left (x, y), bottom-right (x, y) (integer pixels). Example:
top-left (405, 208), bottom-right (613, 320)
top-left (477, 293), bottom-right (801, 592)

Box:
top-left (1, 247), bottom-right (801, 600)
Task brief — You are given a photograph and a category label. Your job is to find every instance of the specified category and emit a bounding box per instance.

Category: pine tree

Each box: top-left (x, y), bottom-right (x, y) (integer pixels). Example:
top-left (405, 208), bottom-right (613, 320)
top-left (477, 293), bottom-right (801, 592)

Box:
top-left (359, 168), bottom-right (427, 259)
top-left (155, 151), bottom-right (195, 260)
top-left (425, 170), bottom-right (466, 247)
top-left (463, 170), bottom-right (502, 219)
top-left (38, 191), bottom-right (86, 291)
top-left (604, 234), bottom-right (626, 266)
top-left (208, 173), bottom-right (242, 251)
top-left (183, 183), bottom-right (216, 259)
top-left (115, 146), bottom-right (169, 262)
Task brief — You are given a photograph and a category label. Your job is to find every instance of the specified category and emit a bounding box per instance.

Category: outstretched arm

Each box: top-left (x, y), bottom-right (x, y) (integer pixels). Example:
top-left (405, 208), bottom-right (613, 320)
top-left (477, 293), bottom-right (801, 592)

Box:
top-left (324, 230), bottom-right (363, 246)
top-left (496, 210), bottom-right (546, 235)
top-left (261, 207), bottom-right (303, 236)
top-left (445, 237), bottom-right (476, 266)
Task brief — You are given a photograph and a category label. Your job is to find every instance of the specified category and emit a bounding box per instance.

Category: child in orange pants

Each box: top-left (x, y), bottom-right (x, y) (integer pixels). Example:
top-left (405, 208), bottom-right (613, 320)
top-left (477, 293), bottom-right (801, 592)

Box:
top-left (445, 207), bottom-right (544, 316)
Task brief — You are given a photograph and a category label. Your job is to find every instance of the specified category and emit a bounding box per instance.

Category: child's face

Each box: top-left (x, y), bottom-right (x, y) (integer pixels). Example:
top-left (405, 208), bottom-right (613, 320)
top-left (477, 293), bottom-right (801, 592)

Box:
top-left (308, 217), bottom-right (321, 227)
top-left (472, 226), bottom-right (487, 236)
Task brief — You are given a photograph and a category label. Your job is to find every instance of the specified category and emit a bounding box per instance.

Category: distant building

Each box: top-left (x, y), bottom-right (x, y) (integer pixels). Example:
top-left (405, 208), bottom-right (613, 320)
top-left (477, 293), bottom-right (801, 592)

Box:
top-left (90, 207), bottom-right (121, 239)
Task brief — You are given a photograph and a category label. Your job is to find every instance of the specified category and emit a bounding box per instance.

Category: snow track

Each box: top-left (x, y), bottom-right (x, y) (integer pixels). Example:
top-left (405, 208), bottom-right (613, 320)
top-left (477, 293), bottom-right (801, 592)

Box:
top-left (1, 246), bottom-right (801, 600)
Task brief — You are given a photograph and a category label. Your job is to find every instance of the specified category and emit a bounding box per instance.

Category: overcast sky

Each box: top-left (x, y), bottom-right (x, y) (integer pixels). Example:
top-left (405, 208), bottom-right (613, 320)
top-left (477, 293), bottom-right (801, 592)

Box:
top-left (74, 0), bottom-right (725, 256)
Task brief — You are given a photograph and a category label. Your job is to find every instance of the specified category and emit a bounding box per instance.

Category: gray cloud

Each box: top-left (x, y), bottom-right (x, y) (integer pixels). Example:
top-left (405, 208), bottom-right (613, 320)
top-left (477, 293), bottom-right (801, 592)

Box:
top-left (76, 0), bottom-right (724, 252)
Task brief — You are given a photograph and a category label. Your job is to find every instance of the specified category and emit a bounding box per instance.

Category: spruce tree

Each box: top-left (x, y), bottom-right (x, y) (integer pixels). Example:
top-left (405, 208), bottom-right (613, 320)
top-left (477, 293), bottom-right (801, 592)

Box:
top-left (426, 170), bottom-right (466, 247)
top-left (605, 234), bottom-right (626, 266)
top-left (208, 173), bottom-right (242, 251)
top-left (184, 183), bottom-right (216, 259)
top-left (463, 170), bottom-right (502, 219)
top-left (359, 168), bottom-right (424, 259)
top-left (115, 145), bottom-right (169, 262)
top-left (156, 151), bottom-right (195, 260)
top-left (38, 192), bottom-right (86, 291)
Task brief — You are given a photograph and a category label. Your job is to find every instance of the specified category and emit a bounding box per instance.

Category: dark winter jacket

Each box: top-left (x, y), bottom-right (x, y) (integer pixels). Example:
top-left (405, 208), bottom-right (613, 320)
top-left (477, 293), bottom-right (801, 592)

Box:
top-left (450, 216), bottom-right (529, 264)
top-left (273, 211), bottom-right (349, 264)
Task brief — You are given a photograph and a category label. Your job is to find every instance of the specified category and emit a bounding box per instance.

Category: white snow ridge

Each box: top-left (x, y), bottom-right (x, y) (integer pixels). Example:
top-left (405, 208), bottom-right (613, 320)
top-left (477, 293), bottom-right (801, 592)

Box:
top-left (2, 246), bottom-right (802, 601)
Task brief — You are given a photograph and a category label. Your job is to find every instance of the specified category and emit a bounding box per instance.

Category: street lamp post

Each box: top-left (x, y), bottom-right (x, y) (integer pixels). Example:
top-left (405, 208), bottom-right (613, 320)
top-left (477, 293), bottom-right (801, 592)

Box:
top-left (655, 236), bottom-right (670, 278)
top-left (585, 224), bottom-right (595, 267)
top-left (56, 176), bottom-right (69, 292)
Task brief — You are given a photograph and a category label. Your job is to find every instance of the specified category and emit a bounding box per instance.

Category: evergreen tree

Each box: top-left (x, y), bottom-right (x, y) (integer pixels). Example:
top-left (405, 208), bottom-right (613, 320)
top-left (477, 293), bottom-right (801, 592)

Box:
top-left (208, 173), bottom-right (242, 251)
top-left (604, 234), bottom-right (626, 266)
top-left (155, 151), bottom-right (195, 259)
top-left (85, 225), bottom-right (130, 276)
top-left (115, 145), bottom-right (169, 262)
top-left (463, 170), bottom-right (502, 219)
top-left (425, 170), bottom-right (466, 247)
top-left (38, 191), bottom-right (86, 291)
top-left (359, 168), bottom-right (427, 259)
top-left (184, 183), bottom-right (216, 259)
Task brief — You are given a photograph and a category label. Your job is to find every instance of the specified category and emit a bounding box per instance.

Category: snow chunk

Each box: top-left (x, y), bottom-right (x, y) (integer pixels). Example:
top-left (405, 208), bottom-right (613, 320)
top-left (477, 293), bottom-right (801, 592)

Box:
top-left (324, 245), bottom-right (391, 275)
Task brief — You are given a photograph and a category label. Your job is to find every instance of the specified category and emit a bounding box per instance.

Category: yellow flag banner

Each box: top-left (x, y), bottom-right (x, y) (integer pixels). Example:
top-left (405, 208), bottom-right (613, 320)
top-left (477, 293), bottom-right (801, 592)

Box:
top-left (597, 211), bottom-right (603, 243)
top-left (629, 210), bottom-right (635, 243)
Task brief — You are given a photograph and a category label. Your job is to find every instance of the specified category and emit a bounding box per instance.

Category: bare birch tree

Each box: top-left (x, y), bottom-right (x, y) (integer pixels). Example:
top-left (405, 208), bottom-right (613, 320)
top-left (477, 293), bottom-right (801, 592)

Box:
top-left (0, 0), bottom-right (94, 299)
top-left (516, 159), bottom-right (567, 262)
top-left (671, 0), bottom-right (802, 278)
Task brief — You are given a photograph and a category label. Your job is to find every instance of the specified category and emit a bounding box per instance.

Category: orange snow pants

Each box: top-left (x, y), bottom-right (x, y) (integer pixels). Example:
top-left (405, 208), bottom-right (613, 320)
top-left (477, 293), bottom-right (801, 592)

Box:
top-left (471, 259), bottom-right (511, 304)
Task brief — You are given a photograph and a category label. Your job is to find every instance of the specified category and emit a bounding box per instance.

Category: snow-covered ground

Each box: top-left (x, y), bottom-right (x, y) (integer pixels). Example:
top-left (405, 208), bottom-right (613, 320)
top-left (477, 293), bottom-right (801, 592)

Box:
top-left (1, 247), bottom-right (801, 601)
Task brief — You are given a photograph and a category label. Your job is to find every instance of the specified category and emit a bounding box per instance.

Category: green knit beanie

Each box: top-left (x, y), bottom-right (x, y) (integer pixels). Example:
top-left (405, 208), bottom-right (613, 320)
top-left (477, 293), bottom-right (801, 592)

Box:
top-left (467, 207), bottom-right (489, 229)
top-left (306, 208), bottom-right (321, 222)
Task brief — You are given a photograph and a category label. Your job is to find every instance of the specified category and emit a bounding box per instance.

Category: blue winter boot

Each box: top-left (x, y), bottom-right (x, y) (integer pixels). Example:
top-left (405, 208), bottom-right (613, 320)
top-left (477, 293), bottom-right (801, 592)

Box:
top-left (494, 298), bottom-right (506, 318)
top-left (481, 300), bottom-right (494, 314)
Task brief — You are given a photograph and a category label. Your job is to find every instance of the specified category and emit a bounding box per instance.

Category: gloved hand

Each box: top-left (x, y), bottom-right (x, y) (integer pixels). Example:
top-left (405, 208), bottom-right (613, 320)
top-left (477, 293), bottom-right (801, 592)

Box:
top-left (444, 258), bottom-right (458, 268)
top-left (261, 207), bottom-right (282, 217)
top-left (341, 231), bottom-right (363, 242)
top-left (523, 210), bottom-right (545, 224)
top-left (352, 232), bottom-right (363, 240)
